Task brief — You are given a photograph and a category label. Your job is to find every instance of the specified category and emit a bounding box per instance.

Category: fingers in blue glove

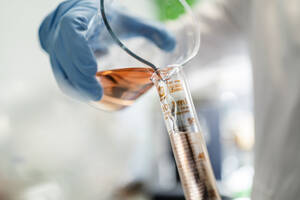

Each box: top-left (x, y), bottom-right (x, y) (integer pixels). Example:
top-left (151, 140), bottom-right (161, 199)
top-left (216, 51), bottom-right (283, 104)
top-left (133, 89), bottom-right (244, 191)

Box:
top-left (87, 9), bottom-right (176, 52)
top-left (55, 14), bottom-right (103, 100)
top-left (115, 12), bottom-right (176, 52)
top-left (39, 0), bottom-right (176, 102)
top-left (50, 54), bottom-right (102, 101)
top-left (40, 0), bottom-right (103, 101)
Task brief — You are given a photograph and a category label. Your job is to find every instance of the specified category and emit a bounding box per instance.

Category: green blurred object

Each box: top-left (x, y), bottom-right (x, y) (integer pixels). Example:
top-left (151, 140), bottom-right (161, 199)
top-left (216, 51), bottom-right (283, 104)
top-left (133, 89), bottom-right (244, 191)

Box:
top-left (155, 0), bottom-right (198, 21)
top-left (233, 188), bottom-right (252, 199)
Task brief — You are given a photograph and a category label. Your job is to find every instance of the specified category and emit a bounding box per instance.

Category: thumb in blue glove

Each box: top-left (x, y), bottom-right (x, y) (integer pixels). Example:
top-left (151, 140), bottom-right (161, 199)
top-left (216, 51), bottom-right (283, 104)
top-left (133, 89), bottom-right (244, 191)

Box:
top-left (39, 0), bottom-right (176, 101)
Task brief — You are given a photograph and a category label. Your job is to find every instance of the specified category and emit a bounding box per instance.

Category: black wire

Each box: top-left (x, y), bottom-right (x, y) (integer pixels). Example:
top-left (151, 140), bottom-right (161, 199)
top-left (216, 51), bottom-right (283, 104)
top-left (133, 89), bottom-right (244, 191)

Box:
top-left (99, 0), bottom-right (158, 71)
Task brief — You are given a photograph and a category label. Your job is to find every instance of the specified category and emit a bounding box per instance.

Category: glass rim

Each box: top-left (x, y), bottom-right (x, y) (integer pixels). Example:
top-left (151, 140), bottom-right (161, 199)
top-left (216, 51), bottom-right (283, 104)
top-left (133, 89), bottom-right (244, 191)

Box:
top-left (151, 65), bottom-right (184, 83)
top-left (99, 0), bottom-right (201, 71)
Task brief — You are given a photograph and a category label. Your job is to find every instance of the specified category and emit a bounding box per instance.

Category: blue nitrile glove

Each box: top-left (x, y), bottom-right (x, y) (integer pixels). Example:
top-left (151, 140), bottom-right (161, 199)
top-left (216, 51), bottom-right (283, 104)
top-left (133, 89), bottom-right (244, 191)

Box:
top-left (39, 0), bottom-right (176, 101)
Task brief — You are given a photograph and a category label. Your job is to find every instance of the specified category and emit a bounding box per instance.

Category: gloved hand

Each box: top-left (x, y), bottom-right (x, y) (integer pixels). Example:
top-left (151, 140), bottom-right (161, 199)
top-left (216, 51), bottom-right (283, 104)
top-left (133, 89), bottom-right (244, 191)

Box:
top-left (39, 0), bottom-right (175, 101)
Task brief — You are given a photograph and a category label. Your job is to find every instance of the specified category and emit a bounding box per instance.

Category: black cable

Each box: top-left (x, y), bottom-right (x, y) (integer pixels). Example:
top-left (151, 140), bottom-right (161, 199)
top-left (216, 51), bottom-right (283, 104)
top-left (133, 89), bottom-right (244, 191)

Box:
top-left (99, 0), bottom-right (158, 71)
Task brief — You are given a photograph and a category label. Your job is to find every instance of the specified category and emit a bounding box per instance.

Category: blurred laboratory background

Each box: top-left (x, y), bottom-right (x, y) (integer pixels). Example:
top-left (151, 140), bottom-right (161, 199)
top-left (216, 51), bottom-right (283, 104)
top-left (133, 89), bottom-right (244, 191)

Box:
top-left (0, 0), bottom-right (254, 200)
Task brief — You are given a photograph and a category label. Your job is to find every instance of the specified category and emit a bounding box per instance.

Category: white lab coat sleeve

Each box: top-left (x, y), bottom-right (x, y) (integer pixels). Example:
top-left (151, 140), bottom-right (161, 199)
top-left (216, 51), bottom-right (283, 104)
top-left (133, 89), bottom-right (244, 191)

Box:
top-left (186, 0), bottom-right (251, 69)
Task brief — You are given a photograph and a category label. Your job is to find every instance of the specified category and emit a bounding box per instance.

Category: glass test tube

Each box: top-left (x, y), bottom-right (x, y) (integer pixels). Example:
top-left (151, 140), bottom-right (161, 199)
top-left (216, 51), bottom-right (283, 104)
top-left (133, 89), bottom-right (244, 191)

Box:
top-left (151, 66), bottom-right (221, 200)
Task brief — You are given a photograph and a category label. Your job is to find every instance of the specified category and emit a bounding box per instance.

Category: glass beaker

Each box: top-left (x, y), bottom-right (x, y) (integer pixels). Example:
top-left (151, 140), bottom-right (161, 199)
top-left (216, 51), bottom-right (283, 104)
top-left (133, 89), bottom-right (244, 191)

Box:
top-left (87, 0), bottom-right (221, 199)
top-left (151, 66), bottom-right (221, 200)
top-left (86, 0), bottom-right (200, 111)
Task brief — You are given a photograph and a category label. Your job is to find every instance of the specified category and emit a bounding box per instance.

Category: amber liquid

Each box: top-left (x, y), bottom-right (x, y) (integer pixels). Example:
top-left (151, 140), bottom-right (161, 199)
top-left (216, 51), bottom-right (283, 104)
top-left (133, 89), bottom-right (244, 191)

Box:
top-left (170, 132), bottom-right (220, 200)
top-left (94, 67), bottom-right (155, 111)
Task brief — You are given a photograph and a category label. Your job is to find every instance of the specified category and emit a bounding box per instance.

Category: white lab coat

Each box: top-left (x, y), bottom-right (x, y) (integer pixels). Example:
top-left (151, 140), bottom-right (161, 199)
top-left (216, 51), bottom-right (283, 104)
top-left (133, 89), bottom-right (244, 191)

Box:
top-left (189, 0), bottom-right (300, 199)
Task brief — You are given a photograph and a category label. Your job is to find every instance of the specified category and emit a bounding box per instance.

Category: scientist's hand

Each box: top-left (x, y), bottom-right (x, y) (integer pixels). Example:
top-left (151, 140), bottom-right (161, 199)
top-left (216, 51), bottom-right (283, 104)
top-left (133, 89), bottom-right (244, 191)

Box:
top-left (39, 0), bottom-right (175, 101)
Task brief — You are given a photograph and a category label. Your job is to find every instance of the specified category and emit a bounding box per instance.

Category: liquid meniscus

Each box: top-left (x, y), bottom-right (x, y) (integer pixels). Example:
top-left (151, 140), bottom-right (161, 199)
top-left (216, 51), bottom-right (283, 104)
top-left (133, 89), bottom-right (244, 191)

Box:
top-left (94, 67), bottom-right (155, 111)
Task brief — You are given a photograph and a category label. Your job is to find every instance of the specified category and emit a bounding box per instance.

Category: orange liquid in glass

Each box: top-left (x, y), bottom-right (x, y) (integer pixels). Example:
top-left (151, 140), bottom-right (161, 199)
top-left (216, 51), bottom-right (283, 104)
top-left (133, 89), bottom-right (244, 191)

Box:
top-left (95, 67), bottom-right (154, 111)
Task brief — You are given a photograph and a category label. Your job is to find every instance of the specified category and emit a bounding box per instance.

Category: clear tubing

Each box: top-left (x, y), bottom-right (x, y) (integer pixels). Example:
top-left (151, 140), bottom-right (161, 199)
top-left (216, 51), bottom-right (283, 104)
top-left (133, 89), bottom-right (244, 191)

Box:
top-left (151, 66), bottom-right (221, 200)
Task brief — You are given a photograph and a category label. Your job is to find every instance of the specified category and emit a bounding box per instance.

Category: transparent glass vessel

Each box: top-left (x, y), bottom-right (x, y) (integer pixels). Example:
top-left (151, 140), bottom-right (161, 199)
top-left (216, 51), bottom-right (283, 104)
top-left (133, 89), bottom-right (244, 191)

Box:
top-left (87, 0), bottom-right (200, 111)
top-left (87, 0), bottom-right (221, 199)
top-left (152, 67), bottom-right (221, 200)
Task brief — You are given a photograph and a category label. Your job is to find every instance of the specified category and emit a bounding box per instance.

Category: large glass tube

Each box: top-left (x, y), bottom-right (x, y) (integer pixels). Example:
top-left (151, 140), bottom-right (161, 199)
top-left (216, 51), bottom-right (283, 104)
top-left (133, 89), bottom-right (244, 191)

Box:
top-left (151, 66), bottom-right (221, 200)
